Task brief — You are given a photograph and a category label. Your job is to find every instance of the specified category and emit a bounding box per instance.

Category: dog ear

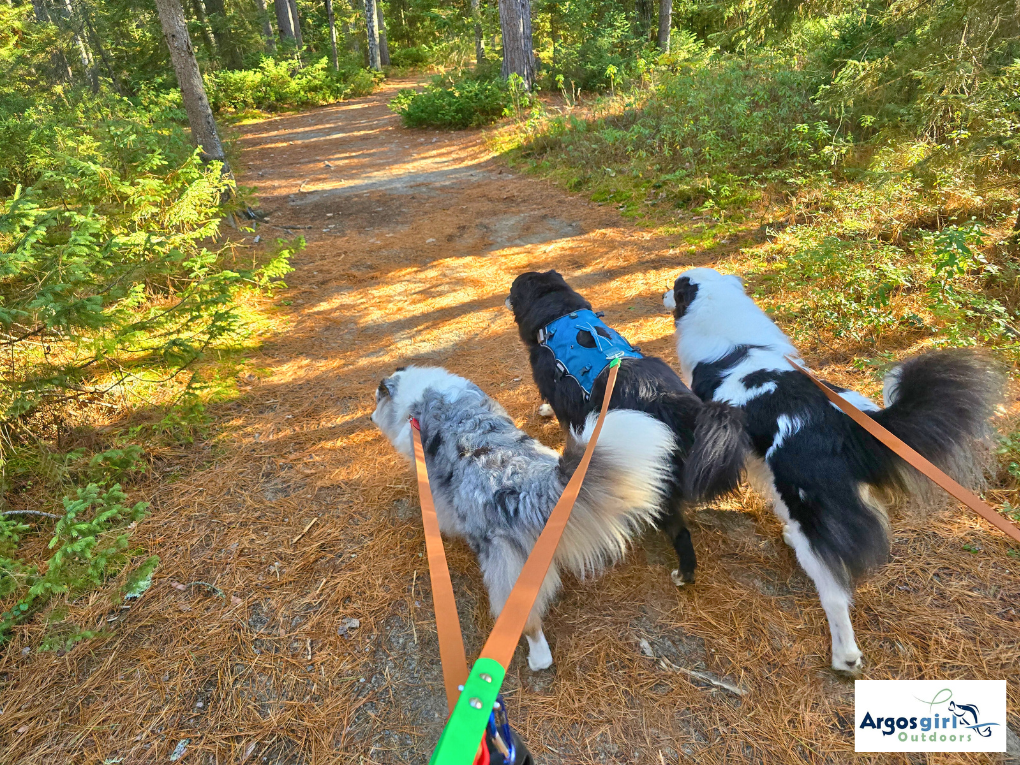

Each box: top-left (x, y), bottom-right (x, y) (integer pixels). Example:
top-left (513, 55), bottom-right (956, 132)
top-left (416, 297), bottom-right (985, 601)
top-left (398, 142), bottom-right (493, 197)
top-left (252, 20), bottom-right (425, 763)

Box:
top-left (377, 378), bottom-right (392, 398)
top-left (671, 276), bottom-right (699, 318)
top-left (726, 274), bottom-right (745, 290)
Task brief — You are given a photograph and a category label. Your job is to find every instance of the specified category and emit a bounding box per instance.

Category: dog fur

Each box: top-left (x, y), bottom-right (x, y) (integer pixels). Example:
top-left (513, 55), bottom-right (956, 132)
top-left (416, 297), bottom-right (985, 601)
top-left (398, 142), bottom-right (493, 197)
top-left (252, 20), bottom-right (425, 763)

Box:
top-left (507, 270), bottom-right (750, 586)
top-left (372, 365), bottom-right (675, 670)
top-left (664, 266), bottom-right (1002, 672)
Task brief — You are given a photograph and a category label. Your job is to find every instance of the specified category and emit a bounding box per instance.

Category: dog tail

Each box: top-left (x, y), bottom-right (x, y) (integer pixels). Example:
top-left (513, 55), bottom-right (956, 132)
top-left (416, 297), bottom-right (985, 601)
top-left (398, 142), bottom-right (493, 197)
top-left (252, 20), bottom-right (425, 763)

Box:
top-left (681, 400), bottom-right (751, 502)
top-left (555, 409), bottom-right (675, 577)
top-left (872, 348), bottom-right (1003, 493)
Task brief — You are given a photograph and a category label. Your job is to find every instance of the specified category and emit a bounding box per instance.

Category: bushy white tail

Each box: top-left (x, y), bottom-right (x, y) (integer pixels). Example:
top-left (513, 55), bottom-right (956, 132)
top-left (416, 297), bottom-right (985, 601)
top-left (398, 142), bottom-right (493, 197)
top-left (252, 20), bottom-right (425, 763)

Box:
top-left (555, 409), bottom-right (676, 578)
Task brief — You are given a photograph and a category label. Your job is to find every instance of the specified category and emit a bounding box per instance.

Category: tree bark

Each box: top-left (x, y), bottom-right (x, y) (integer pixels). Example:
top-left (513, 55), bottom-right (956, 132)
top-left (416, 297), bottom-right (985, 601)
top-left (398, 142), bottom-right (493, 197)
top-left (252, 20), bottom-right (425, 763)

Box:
top-left (288, 0), bottom-right (303, 49)
top-left (635, 0), bottom-right (653, 40)
top-left (153, 0), bottom-right (230, 172)
top-left (364, 0), bottom-right (381, 70)
top-left (344, 19), bottom-right (361, 56)
top-left (251, 0), bottom-right (277, 53)
top-left (274, 0), bottom-right (295, 42)
top-left (31, 0), bottom-right (76, 82)
top-left (61, 0), bottom-right (99, 92)
top-left (471, 0), bottom-right (484, 64)
top-left (79, 0), bottom-right (126, 93)
top-left (497, 0), bottom-right (533, 88)
top-left (324, 0), bottom-right (339, 69)
top-left (376, 1), bottom-right (390, 66)
top-left (190, 0), bottom-right (219, 60)
top-left (657, 0), bottom-right (671, 50)
top-left (205, 0), bottom-right (243, 68)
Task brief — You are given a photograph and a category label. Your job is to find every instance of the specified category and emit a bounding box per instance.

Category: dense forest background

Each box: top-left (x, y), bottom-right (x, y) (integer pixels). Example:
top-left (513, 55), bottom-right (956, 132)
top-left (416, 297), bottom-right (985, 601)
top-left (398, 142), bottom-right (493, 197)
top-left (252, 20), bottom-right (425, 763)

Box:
top-left (1, 0), bottom-right (1018, 649)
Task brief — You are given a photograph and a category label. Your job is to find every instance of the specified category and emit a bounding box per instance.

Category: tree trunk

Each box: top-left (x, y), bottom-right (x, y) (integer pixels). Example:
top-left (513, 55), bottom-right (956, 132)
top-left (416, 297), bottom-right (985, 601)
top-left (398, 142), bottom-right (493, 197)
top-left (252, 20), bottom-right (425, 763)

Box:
top-left (190, 0), bottom-right (219, 59)
top-left (376, 1), bottom-right (390, 66)
top-left (657, 0), bottom-right (671, 50)
top-left (364, 0), bottom-right (381, 70)
top-left (471, 0), bottom-right (484, 64)
top-left (497, 0), bottom-right (533, 88)
top-left (61, 0), bottom-right (99, 92)
top-left (274, 0), bottom-right (295, 42)
top-left (324, 0), bottom-right (339, 69)
top-left (288, 0), bottom-right (303, 49)
top-left (79, 0), bottom-right (126, 93)
top-left (205, 0), bottom-right (243, 67)
top-left (153, 0), bottom-right (230, 172)
top-left (31, 0), bottom-right (76, 82)
top-left (344, 20), bottom-right (361, 56)
top-left (635, 0), bottom-right (653, 40)
top-left (250, 0), bottom-right (277, 53)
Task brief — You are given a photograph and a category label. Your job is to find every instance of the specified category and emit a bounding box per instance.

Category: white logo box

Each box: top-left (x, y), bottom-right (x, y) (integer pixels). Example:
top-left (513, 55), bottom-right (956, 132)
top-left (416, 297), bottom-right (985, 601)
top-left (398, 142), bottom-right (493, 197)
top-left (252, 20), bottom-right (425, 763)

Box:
top-left (855, 680), bottom-right (1007, 752)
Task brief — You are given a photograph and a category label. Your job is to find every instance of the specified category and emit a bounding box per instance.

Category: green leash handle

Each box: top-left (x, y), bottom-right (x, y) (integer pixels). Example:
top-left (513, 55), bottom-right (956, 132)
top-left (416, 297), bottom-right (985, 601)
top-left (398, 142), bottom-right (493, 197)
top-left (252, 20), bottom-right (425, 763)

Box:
top-left (429, 657), bottom-right (506, 765)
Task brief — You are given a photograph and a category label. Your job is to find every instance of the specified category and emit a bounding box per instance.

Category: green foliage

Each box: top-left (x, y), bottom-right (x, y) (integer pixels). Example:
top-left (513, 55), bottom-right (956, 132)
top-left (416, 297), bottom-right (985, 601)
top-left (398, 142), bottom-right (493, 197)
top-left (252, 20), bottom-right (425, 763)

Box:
top-left (388, 46), bottom-right (431, 69)
top-left (522, 55), bottom-right (829, 207)
top-left (0, 481), bottom-right (149, 640)
top-left (206, 57), bottom-right (377, 114)
top-left (391, 67), bottom-right (533, 129)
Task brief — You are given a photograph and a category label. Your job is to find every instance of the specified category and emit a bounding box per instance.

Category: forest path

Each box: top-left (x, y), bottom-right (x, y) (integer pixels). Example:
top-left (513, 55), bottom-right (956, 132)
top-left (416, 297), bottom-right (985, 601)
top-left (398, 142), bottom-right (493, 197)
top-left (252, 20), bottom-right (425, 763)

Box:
top-left (5, 78), bottom-right (1018, 765)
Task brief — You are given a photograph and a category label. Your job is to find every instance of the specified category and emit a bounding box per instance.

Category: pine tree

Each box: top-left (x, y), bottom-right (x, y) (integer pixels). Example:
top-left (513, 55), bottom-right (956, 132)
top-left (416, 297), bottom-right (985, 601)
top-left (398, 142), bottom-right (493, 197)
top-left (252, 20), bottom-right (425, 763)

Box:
top-left (153, 0), bottom-right (230, 172)
top-left (657, 0), bottom-right (671, 50)
top-left (498, 0), bottom-right (533, 88)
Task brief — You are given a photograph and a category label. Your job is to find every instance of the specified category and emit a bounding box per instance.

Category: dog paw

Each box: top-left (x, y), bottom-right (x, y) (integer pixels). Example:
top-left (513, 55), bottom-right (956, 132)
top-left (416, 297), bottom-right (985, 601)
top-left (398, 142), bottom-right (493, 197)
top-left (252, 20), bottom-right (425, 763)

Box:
top-left (781, 525), bottom-right (795, 548)
top-left (538, 403), bottom-right (554, 418)
top-left (670, 569), bottom-right (695, 587)
top-left (527, 649), bottom-right (554, 672)
top-left (832, 650), bottom-right (864, 675)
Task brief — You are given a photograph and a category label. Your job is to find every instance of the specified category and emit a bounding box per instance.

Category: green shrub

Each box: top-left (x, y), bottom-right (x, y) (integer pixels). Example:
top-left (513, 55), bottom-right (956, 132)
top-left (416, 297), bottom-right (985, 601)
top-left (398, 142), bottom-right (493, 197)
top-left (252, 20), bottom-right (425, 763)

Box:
top-left (0, 83), bottom-right (299, 650)
top-left (0, 480), bottom-right (150, 641)
top-left (206, 56), bottom-right (377, 113)
top-left (391, 69), bottom-right (532, 129)
top-left (389, 46), bottom-right (431, 69)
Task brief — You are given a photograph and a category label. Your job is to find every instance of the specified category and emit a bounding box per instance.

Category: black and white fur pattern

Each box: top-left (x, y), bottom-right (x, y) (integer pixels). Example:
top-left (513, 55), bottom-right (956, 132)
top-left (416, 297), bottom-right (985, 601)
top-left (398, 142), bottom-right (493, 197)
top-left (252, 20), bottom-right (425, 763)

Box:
top-left (507, 271), bottom-right (750, 586)
top-left (372, 365), bottom-right (675, 670)
top-left (665, 267), bottom-right (1002, 672)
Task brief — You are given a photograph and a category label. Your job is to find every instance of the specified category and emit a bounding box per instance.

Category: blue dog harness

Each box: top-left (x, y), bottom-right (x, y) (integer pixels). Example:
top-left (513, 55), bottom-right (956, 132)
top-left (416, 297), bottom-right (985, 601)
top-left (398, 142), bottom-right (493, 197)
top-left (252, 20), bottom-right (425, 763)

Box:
top-left (538, 309), bottom-right (643, 399)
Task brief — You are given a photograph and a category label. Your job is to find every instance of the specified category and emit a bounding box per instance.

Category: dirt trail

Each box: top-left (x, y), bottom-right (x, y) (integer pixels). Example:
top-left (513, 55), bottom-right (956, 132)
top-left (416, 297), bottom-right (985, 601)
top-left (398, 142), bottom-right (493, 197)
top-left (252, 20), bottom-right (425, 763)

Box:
top-left (3, 78), bottom-right (1019, 765)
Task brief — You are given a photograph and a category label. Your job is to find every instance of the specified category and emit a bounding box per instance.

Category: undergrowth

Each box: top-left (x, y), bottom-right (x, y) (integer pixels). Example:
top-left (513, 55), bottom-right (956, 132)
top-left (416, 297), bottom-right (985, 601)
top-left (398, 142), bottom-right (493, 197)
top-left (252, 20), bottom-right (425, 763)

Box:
top-left (0, 85), bottom-right (299, 649)
top-left (391, 66), bottom-right (534, 129)
top-left (206, 56), bottom-right (378, 115)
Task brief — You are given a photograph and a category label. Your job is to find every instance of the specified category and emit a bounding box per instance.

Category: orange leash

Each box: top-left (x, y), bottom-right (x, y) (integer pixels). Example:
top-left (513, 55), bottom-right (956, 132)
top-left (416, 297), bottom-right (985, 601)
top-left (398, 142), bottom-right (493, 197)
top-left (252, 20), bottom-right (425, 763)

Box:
top-left (479, 362), bottom-right (620, 668)
top-left (410, 360), bottom-right (621, 701)
top-left (786, 356), bottom-right (1020, 545)
top-left (411, 419), bottom-right (470, 713)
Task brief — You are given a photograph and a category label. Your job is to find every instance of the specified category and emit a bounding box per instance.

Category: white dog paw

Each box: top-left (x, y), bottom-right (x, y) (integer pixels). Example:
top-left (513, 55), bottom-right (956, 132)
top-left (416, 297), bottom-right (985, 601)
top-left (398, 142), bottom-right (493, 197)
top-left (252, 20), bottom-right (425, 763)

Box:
top-left (832, 648), bottom-right (864, 674)
top-left (670, 569), bottom-right (695, 587)
top-left (538, 403), bottom-right (554, 418)
top-left (781, 525), bottom-right (795, 548)
top-left (527, 647), bottom-right (553, 671)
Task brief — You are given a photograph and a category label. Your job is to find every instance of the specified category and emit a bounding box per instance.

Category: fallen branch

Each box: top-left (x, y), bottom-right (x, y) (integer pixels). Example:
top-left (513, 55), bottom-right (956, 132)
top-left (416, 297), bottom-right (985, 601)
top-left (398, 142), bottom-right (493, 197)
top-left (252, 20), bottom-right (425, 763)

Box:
top-left (292, 517), bottom-right (318, 544)
top-left (1, 510), bottom-right (61, 519)
top-left (658, 657), bottom-right (747, 697)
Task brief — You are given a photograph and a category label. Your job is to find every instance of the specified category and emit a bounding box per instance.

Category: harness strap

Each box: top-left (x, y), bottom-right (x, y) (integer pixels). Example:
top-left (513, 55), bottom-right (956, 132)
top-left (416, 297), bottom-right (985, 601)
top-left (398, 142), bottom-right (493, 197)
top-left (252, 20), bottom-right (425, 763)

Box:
top-left (786, 356), bottom-right (1020, 545)
top-left (411, 418), bottom-right (470, 713)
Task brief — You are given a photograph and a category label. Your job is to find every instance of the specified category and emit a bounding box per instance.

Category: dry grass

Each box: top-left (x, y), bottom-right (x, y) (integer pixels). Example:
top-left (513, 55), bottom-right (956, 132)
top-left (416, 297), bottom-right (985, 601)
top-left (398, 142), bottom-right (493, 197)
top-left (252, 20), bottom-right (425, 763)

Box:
top-left (0, 79), bottom-right (1017, 765)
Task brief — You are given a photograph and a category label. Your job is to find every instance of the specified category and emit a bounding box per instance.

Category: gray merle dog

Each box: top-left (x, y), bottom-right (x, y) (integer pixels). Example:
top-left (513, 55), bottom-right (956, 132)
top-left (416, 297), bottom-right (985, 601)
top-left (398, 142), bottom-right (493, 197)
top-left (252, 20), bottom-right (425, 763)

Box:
top-left (372, 365), bottom-right (675, 670)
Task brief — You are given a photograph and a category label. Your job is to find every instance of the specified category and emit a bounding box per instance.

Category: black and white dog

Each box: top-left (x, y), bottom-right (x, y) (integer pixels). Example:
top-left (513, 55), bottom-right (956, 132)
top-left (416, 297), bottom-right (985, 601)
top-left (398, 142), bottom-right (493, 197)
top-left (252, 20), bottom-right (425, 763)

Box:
top-left (372, 365), bottom-right (675, 670)
top-left (507, 271), bottom-right (750, 587)
top-left (664, 267), bottom-right (1002, 672)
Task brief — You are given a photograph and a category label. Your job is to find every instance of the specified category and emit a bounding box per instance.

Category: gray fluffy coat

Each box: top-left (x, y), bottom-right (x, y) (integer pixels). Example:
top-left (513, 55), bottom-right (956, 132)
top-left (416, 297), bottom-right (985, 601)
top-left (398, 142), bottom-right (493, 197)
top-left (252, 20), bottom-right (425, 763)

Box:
top-left (372, 365), bottom-right (675, 670)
